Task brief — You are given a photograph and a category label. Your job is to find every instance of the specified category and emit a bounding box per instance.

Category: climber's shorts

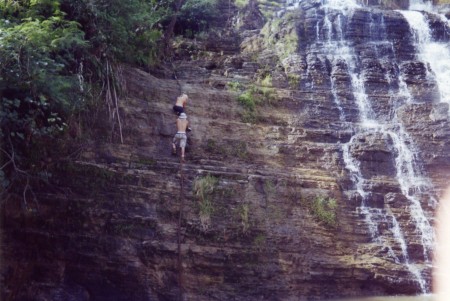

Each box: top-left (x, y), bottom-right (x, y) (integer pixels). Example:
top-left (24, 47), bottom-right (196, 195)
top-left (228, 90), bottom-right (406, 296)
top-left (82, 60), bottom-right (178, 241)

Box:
top-left (173, 132), bottom-right (187, 148)
top-left (173, 105), bottom-right (184, 116)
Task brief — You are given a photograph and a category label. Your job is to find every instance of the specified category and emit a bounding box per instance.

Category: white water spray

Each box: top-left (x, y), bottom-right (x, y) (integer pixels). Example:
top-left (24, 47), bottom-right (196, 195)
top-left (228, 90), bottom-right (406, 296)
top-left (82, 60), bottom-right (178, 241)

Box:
top-left (311, 0), bottom-right (437, 292)
top-left (399, 10), bottom-right (450, 111)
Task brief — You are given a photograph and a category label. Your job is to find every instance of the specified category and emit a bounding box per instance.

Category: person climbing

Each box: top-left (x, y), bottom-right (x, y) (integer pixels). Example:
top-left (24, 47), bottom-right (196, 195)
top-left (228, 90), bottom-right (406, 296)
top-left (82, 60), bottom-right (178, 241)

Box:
top-left (172, 112), bottom-right (190, 162)
top-left (173, 93), bottom-right (188, 116)
top-left (172, 93), bottom-right (192, 132)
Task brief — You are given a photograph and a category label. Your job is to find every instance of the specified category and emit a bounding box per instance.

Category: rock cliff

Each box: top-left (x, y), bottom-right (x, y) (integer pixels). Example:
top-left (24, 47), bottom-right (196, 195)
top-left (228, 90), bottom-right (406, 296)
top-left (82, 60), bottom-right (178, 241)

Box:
top-left (2, 0), bottom-right (450, 300)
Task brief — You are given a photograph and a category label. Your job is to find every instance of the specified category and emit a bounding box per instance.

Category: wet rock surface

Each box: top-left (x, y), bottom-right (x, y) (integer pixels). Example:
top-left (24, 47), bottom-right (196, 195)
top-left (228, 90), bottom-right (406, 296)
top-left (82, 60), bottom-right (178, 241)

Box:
top-left (2, 0), bottom-right (450, 300)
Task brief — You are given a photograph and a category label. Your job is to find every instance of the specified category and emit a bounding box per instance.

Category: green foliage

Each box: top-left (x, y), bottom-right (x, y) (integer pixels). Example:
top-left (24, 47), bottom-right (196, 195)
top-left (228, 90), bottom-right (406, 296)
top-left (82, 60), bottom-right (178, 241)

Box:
top-left (60, 0), bottom-right (167, 66)
top-left (236, 82), bottom-right (277, 123)
top-left (0, 17), bottom-right (87, 106)
top-left (238, 203), bottom-right (250, 233)
top-left (176, 0), bottom-right (219, 37)
top-left (237, 90), bottom-right (257, 111)
top-left (261, 13), bottom-right (299, 60)
top-left (310, 196), bottom-right (338, 228)
top-left (227, 81), bottom-right (243, 92)
top-left (258, 74), bottom-right (276, 102)
top-left (240, 110), bottom-right (259, 123)
top-left (0, 1), bottom-right (88, 201)
top-left (0, 2), bottom-right (87, 117)
top-left (237, 83), bottom-right (276, 111)
top-left (287, 73), bottom-right (301, 89)
top-left (1, 0), bottom-right (60, 19)
top-left (235, 0), bottom-right (250, 8)
top-left (260, 74), bottom-right (272, 87)
top-left (194, 175), bottom-right (218, 231)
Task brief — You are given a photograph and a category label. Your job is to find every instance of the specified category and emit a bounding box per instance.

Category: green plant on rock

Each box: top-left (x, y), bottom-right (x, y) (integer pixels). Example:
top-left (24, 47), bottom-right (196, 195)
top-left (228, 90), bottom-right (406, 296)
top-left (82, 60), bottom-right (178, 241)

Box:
top-left (194, 175), bottom-right (218, 231)
top-left (287, 73), bottom-right (301, 89)
top-left (261, 12), bottom-right (299, 60)
top-left (310, 196), bottom-right (338, 228)
top-left (260, 74), bottom-right (272, 87)
top-left (237, 90), bottom-right (257, 111)
top-left (237, 82), bottom-right (277, 113)
top-left (240, 109), bottom-right (259, 123)
top-left (236, 85), bottom-right (261, 123)
top-left (235, 0), bottom-right (250, 8)
top-left (280, 29), bottom-right (299, 59)
top-left (259, 74), bottom-right (276, 102)
top-left (239, 203), bottom-right (250, 234)
top-left (261, 86), bottom-right (276, 102)
top-left (227, 81), bottom-right (243, 92)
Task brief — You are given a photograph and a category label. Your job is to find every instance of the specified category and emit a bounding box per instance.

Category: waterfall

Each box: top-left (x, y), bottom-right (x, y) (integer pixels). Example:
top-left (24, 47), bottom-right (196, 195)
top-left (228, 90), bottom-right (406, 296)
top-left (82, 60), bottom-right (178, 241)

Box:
top-left (387, 128), bottom-right (435, 260)
top-left (300, 0), bottom-right (444, 292)
top-left (399, 10), bottom-right (450, 113)
top-left (409, 0), bottom-right (433, 11)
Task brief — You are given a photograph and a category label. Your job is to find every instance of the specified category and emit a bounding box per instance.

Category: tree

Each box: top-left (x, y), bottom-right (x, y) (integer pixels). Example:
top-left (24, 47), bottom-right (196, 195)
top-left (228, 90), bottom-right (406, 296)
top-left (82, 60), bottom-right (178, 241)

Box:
top-left (0, 0), bottom-right (87, 202)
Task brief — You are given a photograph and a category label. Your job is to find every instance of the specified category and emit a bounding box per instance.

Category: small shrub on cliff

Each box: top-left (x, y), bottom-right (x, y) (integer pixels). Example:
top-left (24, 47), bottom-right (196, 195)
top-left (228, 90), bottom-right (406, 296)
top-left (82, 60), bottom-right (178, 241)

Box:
top-left (235, 0), bottom-right (250, 8)
top-left (238, 203), bottom-right (250, 234)
top-left (227, 81), bottom-right (243, 92)
top-left (194, 175), bottom-right (218, 231)
top-left (238, 90), bottom-right (257, 111)
top-left (287, 73), bottom-right (301, 89)
top-left (310, 196), bottom-right (338, 228)
top-left (258, 74), bottom-right (276, 102)
top-left (240, 110), bottom-right (259, 123)
top-left (237, 83), bottom-right (276, 109)
top-left (259, 74), bottom-right (272, 87)
top-left (236, 82), bottom-right (279, 123)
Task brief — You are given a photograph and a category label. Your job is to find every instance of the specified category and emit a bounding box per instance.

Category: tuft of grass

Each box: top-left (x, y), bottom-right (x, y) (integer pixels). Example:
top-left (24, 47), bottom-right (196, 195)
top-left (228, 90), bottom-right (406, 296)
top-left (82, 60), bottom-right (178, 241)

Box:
top-left (194, 175), bottom-right (218, 231)
top-left (237, 90), bottom-right (257, 111)
top-left (241, 110), bottom-right (259, 123)
top-left (227, 81), bottom-right (243, 92)
top-left (287, 73), bottom-right (300, 89)
top-left (239, 203), bottom-right (250, 233)
top-left (310, 196), bottom-right (338, 228)
top-left (235, 0), bottom-right (249, 8)
top-left (258, 74), bottom-right (276, 103)
top-left (260, 74), bottom-right (272, 87)
top-left (237, 83), bottom-right (277, 109)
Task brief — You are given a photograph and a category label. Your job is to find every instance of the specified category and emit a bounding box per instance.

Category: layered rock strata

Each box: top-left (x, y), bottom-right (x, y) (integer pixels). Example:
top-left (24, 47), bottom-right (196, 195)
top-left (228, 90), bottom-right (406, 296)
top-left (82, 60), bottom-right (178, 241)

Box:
top-left (2, 0), bottom-right (450, 300)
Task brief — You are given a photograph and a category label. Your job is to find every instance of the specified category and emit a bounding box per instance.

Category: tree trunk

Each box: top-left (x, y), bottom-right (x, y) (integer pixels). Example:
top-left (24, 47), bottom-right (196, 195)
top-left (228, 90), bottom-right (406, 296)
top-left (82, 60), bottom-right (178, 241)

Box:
top-left (164, 0), bottom-right (186, 54)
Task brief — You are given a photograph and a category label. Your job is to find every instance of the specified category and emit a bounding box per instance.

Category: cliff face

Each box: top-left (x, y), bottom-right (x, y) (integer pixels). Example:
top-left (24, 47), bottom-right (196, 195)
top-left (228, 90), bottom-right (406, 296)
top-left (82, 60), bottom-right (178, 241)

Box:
top-left (2, 0), bottom-right (450, 300)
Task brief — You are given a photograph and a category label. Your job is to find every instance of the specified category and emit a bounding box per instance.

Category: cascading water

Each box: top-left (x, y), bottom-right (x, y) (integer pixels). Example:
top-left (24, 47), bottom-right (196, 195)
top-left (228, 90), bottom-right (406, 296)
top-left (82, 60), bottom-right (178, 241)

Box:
top-left (398, 10), bottom-right (450, 112)
top-left (317, 3), bottom-right (425, 275)
top-left (285, 0), bottom-right (449, 293)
